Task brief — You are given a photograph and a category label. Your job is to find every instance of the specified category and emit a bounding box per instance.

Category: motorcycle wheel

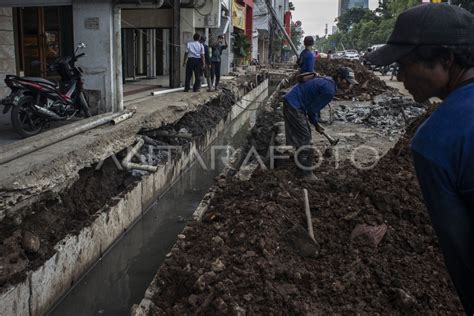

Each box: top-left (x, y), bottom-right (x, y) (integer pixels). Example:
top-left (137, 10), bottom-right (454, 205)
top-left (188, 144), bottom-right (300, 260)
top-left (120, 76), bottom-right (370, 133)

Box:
top-left (79, 91), bottom-right (91, 118)
top-left (11, 96), bottom-right (46, 138)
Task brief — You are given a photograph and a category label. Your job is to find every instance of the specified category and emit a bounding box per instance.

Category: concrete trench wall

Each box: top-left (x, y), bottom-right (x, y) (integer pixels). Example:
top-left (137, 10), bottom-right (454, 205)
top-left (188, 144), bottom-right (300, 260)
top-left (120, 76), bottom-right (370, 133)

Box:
top-left (0, 79), bottom-right (268, 316)
top-left (132, 80), bottom-right (282, 316)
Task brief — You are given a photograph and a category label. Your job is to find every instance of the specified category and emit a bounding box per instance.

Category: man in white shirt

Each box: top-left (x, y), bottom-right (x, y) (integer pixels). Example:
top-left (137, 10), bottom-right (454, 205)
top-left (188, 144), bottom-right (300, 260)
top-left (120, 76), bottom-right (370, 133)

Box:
top-left (183, 33), bottom-right (205, 92)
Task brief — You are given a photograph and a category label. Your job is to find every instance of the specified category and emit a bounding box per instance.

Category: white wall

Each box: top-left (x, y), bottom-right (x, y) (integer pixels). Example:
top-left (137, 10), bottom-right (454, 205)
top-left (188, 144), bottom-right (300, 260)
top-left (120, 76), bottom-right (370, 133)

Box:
top-left (0, 8), bottom-right (15, 98)
top-left (73, 1), bottom-right (116, 112)
top-left (180, 8), bottom-right (195, 85)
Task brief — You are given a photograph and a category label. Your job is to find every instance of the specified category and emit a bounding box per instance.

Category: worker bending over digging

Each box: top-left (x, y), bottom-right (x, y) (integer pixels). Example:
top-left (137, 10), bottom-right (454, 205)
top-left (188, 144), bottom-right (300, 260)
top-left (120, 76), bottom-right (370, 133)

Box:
top-left (283, 68), bottom-right (358, 181)
top-left (366, 4), bottom-right (474, 315)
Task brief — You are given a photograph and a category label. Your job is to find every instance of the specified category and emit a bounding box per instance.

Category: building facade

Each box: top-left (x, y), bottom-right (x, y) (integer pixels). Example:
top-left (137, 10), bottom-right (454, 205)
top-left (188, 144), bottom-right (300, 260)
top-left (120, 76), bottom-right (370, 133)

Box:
top-left (0, 0), bottom-right (228, 114)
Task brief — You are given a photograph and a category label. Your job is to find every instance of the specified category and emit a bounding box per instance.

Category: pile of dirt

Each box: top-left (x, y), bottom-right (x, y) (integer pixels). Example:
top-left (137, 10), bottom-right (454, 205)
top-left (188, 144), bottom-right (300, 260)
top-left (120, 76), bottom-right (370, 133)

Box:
top-left (332, 97), bottom-right (427, 136)
top-left (0, 159), bottom-right (138, 286)
top-left (147, 109), bottom-right (463, 314)
top-left (318, 59), bottom-right (394, 99)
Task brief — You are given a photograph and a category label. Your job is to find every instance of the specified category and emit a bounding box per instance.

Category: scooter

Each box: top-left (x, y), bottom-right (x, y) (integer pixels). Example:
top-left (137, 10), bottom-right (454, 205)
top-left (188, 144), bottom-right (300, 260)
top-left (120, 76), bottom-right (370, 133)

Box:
top-left (1, 43), bottom-right (91, 138)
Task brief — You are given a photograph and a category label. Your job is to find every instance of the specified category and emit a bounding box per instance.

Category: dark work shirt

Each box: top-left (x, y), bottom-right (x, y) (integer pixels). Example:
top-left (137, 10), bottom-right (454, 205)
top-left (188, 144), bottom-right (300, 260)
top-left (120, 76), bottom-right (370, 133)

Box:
top-left (284, 77), bottom-right (336, 126)
top-left (299, 49), bottom-right (315, 73)
top-left (211, 44), bottom-right (228, 63)
top-left (411, 82), bottom-right (474, 314)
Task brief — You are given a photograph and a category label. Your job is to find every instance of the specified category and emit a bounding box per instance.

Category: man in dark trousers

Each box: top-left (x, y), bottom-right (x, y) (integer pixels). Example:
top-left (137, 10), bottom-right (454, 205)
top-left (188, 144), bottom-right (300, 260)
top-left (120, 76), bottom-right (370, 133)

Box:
top-left (366, 4), bottom-right (474, 315)
top-left (210, 35), bottom-right (228, 90)
top-left (298, 36), bottom-right (315, 73)
top-left (284, 68), bottom-right (357, 181)
top-left (199, 36), bottom-right (213, 92)
top-left (183, 33), bottom-right (205, 92)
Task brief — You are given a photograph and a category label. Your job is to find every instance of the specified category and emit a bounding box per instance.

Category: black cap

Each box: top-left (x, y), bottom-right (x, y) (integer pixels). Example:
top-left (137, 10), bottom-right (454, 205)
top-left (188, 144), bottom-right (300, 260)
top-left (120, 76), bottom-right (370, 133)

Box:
top-left (338, 67), bottom-right (359, 85)
top-left (366, 4), bottom-right (474, 66)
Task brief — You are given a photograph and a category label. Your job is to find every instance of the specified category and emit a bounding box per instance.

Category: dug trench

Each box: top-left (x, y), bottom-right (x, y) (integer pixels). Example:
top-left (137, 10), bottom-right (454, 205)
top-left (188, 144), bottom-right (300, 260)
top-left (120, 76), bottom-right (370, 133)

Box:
top-left (0, 74), bottom-right (269, 314)
top-left (136, 77), bottom-right (464, 313)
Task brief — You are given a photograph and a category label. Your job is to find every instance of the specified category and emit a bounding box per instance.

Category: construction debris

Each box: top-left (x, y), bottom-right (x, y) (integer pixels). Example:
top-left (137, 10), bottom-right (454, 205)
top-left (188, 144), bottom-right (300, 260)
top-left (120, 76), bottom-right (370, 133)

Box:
top-left (318, 59), bottom-right (395, 99)
top-left (331, 96), bottom-right (427, 136)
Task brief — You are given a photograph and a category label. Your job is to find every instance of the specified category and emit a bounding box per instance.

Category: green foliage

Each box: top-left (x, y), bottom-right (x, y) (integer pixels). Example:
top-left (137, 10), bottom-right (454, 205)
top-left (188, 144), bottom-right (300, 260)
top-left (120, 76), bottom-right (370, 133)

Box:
top-left (336, 8), bottom-right (377, 33)
top-left (291, 21), bottom-right (304, 51)
top-left (234, 34), bottom-right (251, 58)
top-left (316, 0), bottom-right (419, 52)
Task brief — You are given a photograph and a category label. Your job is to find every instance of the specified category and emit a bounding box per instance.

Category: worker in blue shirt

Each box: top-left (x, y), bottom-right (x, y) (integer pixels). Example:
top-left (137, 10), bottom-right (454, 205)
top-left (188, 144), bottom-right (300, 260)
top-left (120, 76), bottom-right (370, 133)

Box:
top-left (284, 67), bottom-right (358, 181)
top-left (298, 36), bottom-right (315, 73)
top-left (366, 4), bottom-right (474, 315)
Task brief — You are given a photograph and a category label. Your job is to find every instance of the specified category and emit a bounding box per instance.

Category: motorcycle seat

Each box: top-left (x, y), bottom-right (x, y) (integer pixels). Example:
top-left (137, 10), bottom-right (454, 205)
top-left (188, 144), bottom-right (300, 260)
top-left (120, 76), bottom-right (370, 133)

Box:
top-left (14, 76), bottom-right (58, 88)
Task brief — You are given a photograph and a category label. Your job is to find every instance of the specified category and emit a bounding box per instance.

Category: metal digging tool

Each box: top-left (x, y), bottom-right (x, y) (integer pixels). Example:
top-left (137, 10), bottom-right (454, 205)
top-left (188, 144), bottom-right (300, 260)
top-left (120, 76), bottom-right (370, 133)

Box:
top-left (315, 123), bottom-right (339, 146)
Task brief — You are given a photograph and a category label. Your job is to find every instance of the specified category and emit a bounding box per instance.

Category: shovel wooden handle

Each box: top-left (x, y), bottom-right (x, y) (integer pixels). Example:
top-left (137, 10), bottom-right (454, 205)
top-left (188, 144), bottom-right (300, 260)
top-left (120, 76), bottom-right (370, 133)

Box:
top-left (303, 189), bottom-right (316, 242)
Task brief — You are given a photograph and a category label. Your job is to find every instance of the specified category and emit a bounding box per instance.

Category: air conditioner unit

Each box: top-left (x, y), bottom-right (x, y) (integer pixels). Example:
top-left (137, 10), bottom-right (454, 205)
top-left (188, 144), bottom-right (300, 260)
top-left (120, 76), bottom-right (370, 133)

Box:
top-left (204, 13), bottom-right (219, 27)
top-left (194, 0), bottom-right (221, 28)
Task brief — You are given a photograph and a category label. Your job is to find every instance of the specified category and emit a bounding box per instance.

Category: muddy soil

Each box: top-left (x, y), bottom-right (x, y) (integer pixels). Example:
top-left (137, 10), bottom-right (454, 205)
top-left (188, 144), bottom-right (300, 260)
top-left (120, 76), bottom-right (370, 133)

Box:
top-left (0, 75), bottom-right (263, 289)
top-left (318, 59), bottom-right (395, 99)
top-left (148, 107), bottom-right (463, 314)
top-left (0, 159), bottom-right (138, 287)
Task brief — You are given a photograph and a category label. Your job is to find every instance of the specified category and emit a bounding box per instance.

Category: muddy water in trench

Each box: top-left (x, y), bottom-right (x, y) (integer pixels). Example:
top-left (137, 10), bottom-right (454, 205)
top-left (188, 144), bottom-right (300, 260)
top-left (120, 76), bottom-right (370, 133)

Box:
top-left (49, 89), bottom-right (270, 316)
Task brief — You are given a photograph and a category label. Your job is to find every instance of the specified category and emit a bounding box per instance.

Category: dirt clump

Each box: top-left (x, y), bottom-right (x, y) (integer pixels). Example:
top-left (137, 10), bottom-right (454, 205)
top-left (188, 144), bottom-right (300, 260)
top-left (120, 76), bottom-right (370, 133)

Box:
top-left (318, 59), bottom-right (394, 99)
top-left (148, 109), bottom-right (463, 314)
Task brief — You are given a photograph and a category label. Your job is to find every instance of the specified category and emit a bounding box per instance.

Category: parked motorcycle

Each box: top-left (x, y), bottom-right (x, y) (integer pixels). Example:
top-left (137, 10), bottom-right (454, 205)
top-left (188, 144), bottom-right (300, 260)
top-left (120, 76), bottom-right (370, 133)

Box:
top-left (1, 43), bottom-right (91, 138)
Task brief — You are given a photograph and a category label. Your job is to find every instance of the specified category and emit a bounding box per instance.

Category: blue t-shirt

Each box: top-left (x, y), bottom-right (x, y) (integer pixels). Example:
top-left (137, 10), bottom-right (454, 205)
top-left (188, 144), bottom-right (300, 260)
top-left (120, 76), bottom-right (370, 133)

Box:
top-left (411, 82), bottom-right (474, 313)
top-left (299, 49), bottom-right (315, 73)
top-left (284, 77), bottom-right (336, 125)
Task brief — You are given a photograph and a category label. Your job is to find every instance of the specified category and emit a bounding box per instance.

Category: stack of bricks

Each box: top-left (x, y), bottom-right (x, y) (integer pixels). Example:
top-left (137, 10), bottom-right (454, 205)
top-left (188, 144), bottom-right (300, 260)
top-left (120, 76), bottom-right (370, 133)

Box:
top-left (0, 8), bottom-right (15, 98)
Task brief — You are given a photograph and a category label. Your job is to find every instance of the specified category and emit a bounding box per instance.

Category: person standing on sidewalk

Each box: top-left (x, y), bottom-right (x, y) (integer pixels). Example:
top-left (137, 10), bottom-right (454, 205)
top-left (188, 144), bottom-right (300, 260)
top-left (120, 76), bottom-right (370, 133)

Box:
top-left (297, 36), bottom-right (316, 73)
top-left (366, 4), bottom-right (474, 315)
top-left (183, 33), bottom-right (205, 92)
top-left (210, 35), bottom-right (228, 90)
top-left (283, 68), bottom-right (357, 181)
top-left (199, 36), bottom-right (213, 92)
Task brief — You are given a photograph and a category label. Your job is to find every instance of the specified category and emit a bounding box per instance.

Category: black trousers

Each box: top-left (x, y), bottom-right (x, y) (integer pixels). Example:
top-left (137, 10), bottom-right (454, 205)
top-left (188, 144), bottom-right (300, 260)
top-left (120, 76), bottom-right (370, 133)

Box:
top-left (283, 100), bottom-right (314, 175)
top-left (185, 58), bottom-right (202, 92)
top-left (211, 61), bottom-right (221, 87)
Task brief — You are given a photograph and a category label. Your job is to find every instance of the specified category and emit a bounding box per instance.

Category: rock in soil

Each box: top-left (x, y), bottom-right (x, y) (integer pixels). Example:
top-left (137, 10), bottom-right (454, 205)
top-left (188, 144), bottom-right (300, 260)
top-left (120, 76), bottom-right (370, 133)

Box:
top-left (22, 231), bottom-right (41, 253)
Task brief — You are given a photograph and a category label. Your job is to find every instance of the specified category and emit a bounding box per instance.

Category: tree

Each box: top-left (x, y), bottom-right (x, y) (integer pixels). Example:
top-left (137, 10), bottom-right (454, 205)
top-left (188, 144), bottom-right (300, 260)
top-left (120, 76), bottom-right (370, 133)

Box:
top-left (290, 21), bottom-right (304, 51)
top-left (336, 8), bottom-right (377, 33)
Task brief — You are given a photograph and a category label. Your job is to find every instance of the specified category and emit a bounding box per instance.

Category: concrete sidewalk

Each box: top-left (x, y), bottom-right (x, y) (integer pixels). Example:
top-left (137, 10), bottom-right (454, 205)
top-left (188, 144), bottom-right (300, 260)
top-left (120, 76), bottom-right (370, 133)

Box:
top-left (0, 75), bottom-right (250, 219)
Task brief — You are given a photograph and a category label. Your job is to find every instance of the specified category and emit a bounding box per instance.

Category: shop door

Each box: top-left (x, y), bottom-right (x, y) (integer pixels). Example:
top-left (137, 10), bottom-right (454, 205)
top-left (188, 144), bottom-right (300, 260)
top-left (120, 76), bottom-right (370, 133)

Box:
top-left (18, 7), bottom-right (70, 78)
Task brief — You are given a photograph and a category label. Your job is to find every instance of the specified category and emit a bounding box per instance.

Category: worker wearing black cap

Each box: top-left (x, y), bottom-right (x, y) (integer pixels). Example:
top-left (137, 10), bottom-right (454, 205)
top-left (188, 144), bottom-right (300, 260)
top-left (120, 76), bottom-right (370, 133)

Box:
top-left (297, 36), bottom-right (316, 73)
top-left (366, 4), bottom-right (474, 315)
top-left (283, 68), bottom-right (358, 181)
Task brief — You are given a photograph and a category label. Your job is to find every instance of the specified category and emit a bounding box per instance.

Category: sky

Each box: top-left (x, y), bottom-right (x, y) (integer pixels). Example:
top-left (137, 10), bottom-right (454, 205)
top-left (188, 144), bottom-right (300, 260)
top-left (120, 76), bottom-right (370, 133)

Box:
top-left (291, 0), bottom-right (380, 37)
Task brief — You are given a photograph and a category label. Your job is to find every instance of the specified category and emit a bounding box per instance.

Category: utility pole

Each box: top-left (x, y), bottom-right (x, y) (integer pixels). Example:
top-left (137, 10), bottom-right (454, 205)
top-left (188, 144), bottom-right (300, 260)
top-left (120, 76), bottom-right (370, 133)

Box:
top-left (263, 0), bottom-right (298, 56)
top-left (170, 0), bottom-right (181, 88)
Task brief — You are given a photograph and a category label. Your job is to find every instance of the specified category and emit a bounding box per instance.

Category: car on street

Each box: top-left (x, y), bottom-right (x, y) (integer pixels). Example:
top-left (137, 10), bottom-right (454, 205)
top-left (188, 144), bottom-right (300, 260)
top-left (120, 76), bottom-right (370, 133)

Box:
top-left (343, 50), bottom-right (360, 60)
